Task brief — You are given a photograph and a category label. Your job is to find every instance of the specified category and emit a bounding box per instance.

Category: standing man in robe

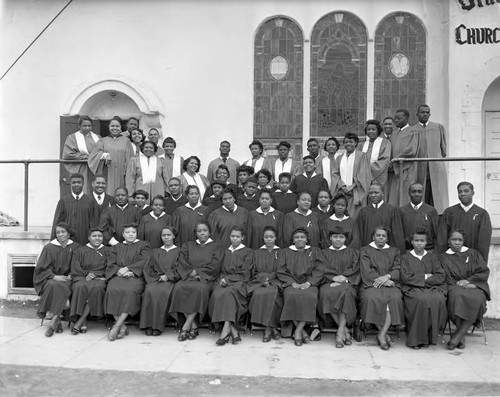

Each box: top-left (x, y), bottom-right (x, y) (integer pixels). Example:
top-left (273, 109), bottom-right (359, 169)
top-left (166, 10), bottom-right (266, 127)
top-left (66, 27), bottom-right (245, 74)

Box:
top-left (124, 117), bottom-right (139, 138)
top-left (91, 174), bottom-right (114, 217)
top-left (207, 141), bottom-right (240, 185)
top-left (412, 104), bottom-right (448, 214)
top-left (306, 138), bottom-right (325, 175)
top-left (437, 181), bottom-right (492, 262)
top-left (147, 128), bottom-right (165, 156)
top-left (51, 173), bottom-right (99, 245)
top-left (272, 141), bottom-right (301, 184)
top-left (382, 117), bottom-right (395, 140)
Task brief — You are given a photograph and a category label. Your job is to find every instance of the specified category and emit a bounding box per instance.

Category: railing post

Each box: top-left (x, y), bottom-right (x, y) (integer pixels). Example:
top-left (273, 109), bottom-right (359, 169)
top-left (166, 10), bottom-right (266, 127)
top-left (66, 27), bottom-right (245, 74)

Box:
top-left (398, 160), bottom-right (404, 207)
top-left (23, 161), bottom-right (29, 232)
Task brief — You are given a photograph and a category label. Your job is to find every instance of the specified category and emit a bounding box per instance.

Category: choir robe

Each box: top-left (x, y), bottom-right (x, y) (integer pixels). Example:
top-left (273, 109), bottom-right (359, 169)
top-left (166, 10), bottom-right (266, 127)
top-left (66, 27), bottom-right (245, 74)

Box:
top-left (164, 195), bottom-right (188, 216)
top-left (172, 203), bottom-right (211, 246)
top-left (272, 158), bottom-right (301, 182)
top-left (359, 244), bottom-right (404, 327)
top-left (178, 173), bottom-right (210, 200)
top-left (169, 239), bottom-right (223, 318)
top-left (207, 157), bottom-right (240, 185)
top-left (104, 240), bottom-right (151, 317)
top-left (283, 209), bottom-right (322, 248)
top-left (440, 248), bottom-right (490, 324)
top-left (437, 204), bottom-right (492, 262)
top-left (243, 157), bottom-right (274, 173)
top-left (202, 195), bottom-right (223, 212)
top-left (351, 202), bottom-right (406, 252)
top-left (248, 247), bottom-right (283, 328)
top-left (139, 246), bottom-right (181, 331)
top-left (237, 194), bottom-right (260, 212)
top-left (203, 182), bottom-right (238, 201)
top-left (88, 135), bottom-right (135, 196)
top-left (277, 246), bottom-right (323, 322)
top-left (312, 205), bottom-right (334, 222)
top-left (314, 154), bottom-right (325, 175)
top-left (139, 205), bottom-right (153, 218)
top-left (137, 212), bottom-right (173, 249)
top-left (331, 151), bottom-right (371, 218)
top-left (33, 240), bottom-right (79, 318)
top-left (413, 121), bottom-right (448, 214)
top-left (320, 156), bottom-right (338, 195)
top-left (125, 156), bottom-right (170, 204)
top-left (209, 246), bottom-right (253, 323)
top-left (290, 173), bottom-right (329, 207)
top-left (208, 205), bottom-right (248, 249)
top-left (246, 207), bottom-right (284, 249)
top-left (51, 194), bottom-right (99, 245)
top-left (399, 203), bottom-right (439, 251)
top-left (400, 251), bottom-right (447, 347)
top-left (362, 137), bottom-right (392, 185)
top-left (93, 193), bottom-right (114, 217)
top-left (163, 154), bottom-right (184, 186)
top-left (70, 244), bottom-right (110, 321)
top-left (318, 247), bottom-right (360, 325)
top-left (272, 190), bottom-right (298, 214)
top-left (99, 204), bottom-right (141, 245)
top-left (320, 215), bottom-right (355, 249)
top-left (62, 131), bottom-right (99, 193)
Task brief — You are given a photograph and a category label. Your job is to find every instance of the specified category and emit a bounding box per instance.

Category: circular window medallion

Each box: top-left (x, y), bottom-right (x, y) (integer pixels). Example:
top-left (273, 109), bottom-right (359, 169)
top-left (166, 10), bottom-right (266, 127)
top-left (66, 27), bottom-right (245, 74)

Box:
top-left (388, 53), bottom-right (411, 79)
top-left (269, 56), bottom-right (289, 80)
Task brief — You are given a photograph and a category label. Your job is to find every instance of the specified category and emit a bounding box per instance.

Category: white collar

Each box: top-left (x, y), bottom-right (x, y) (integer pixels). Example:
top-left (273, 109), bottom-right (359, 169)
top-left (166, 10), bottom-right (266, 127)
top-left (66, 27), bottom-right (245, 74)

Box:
top-left (93, 192), bottom-right (104, 199)
top-left (50, 239), bottom-right (74, 247)
top-left (369, 241), bottom-right (390, 250)
top-left (219, 156), bottom-right (230, 161)
top-left (123, 239), bottom-right (140, 245)
top-left (302, 172), bottom-right (317, 178)
top-left (72, 192), bottom-right (84, 200)
top-left (170, 195), bottom-right (183, 202)
top-left (410, 249), bottom-right (427, 259)
top-left (260, 245), bottom-right (280, 250)
top-left (294, 208), bottom-right (312, 216)
top-left (223, 204), bottom-right (238, 212)
top-left (116, 203), bottom-right (129, 210)
top-left (372, 200), bottom-right (384, 209)
top-left (410, 202), bottom-right (423, 210)
top-left (446, 247), bottom-right (469, 254)
top-left (185, 202), bottom-right (202, 210)
top-left (229, 244), bottom-right (245, 252)
top-left (329, 214), bottom-right (349, 221)
top-left (244, 193), bottom-right (256, 199)
top-left (460, 203), bottom-right (473, 212)
top-left (400, 124), bottom-right (409, 130)
top-left (161, 245), bottom-right (178, 252)
top-left (316, 204), bottom-right (331, 213)
top-left (275, 189), bottom-right (293, 194)
top-left (289, 245), bottom-right (311, 251)
top-left (196, 238), bottom-right (214, 245)
top-left (86, 243), bottom-right (104, 250)
top-left (256, 206), bottom-right (275, 214)
top-left (149, 212), bottom-right (166, 220)
top-left (138, 204), bottom-right (149, 210)
top-left (419, 122), bottom-right (427, 127)
top-left (329, 245), bottom-right (347, 251)
top-left (257, 185), bottom-right (273, 190)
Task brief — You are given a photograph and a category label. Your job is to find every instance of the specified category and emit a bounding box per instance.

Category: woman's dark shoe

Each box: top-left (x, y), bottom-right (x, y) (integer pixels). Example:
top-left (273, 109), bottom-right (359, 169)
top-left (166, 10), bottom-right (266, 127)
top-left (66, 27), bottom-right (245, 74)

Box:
top-left (271, 328), bottom-right (281, 340)
top-left (152, 329), bottom-right (162, 336)
top-left (178, 330), bottom-right (188, 341)
top-left (377, 335), bottom-right (390, 350)
top-left (55, 320), bottom-right (63, 334)
top-left (457, 341), bottom-right (466, 349)
top-left (145, 328), bottom-right (153, 336)
top-left (71, 327), bottom-right (82, 335)
top-left (447, 340), bottom-right (458, 350)
top-left (231, 331), bottom-right (242, 344)
top-left (45, 326), bottom-right (55, 338)
top-left (262, 332), bottom-right (272, 343)
top-left (216, 334), bottom-right (231, 346)
top-left (187, 328), bottom-right (199, 340)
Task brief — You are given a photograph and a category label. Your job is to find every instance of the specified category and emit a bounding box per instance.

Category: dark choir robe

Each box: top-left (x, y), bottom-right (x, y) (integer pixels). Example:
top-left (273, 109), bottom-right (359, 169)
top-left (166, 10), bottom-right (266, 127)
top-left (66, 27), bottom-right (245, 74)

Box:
top-left (283, 209), bottom-right (322, 248)
top-left (139, 246), bottom-right (181, 331)
top-left (400, 251), bottom-right (447, 347)
top-left (312, 205), bottom-right (335, 222)
top-left (277, 246), bottom-right (323, 323)
top-left (209, 246), bottom-right (253, 323)
top-left (399, 203), bottom-right (439, 250)
top-left (351, 202), bottom-right (406, 252)
top-left (246, 207), bottom-right (284, 249)
top-left (437, 204), bottom-right (492, 262)
top-left (248, 246), bottom-right (283, 328)
top-left (359, 244), bottom-right (404, 327)
top-left (99, 204), bottom-right (141, 245)
top-left (320, 215), bottom-right (355, 249)
top-left (208, 205), bottom-right (248, 249)
top-left (290, 173), bottom-right (329, 207)
top-left (93, 193), bottom-right (114, 217)
top-left (138, 205), bottom-right (153, 218)
top-left (318, 247), bottom-right (360, 326)
top-left (164, 195), bottom-right (189, 216)
top-left (202, 195), bottom-right (223, 212)
top-left (104, 240), bottom-right (151, 317)
top-left (172, 203), bottom-right (211, 246)
top-left (440, 248), bottom-right (490, 324)
top-left (272, 190), bottom-right (298, 214)
top-left (137, 212), bottom-right (173, 249)
top-left (70, 244), bottom-right (110, 321)
top-left (169, 239), bottom-right (223, 318)
top-left (236, 194), bottom-right (260, 212)
top-left (203, 183), bottom-right (239, 201)
top-left (51, 194), bottom-right (99, 245)
top-left (33, 240), bottom-right (80, 318)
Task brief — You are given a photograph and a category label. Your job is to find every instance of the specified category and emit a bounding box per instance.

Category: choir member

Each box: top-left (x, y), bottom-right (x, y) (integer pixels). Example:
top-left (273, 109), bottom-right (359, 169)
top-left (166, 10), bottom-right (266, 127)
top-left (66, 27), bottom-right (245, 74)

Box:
top-left (104, 223), bottom-right (151, 341)
top-left (124, 117), bottom-right (139, 138)
top-left (203, 165), bottom-right (238, 200)
top-left (170, 221), bottom-right (223, 341)
top-left (359, 226), bottom-right (403, 350)
top-left (383, 116), bottom-right (395, 140)
top-left (312, 189), bottom-right (334, 221)
top-left (33, 223), bottom-right (79, 337)
top-left (272, 172), bottom-right (298, 214)
top-left (400, 228), bottom-right (447, 349)
top-left (91, 175), bottom-right (114, 217)
top-left (209, 188), bottom-right (248, 248)
top-left (277, 227), bottom-right (323, 346)
top-left (290, 155), bottom-right (328, 207)
top-left (351, 182), bottom-right (405, 252)
top-left (100, 187), bottom-right (141, 246)
top-left (138, 195), bottom-right (173, 248)
top-left (361, 119), bottom-right (391, 186)
top-left (70, 228), bottom-right (109, 334)
top-left (147, 128), bottom-right (165, 156)
top-left (236, 164), bottom-right (255, 194)
top-left (399, 183), bottom-right (439, 251)
top-left (272, 141), bottom-right (301, 183)
top-left (306, 138), bottom-right (325, 175)
top-left (437, 182), bottom-right (492, 262)
top-left (178, 156), bottom-right (210, 201)
top-left (440, 229), bottom-right (490, 350)
top-left (172, 185), bottom-right (211, 246)
top-left (88, 116), bottom-right (135, 195)
top-left (209, 227), bottom-right (253, 345)
top-left (202, 180), bottom-right (224, 211)
top-left (207, 141), bottom-right (240, 185)
top-left (246, 189), bottom-right (284, 249)
top-left (318, 226), bottom-right (359, 348)
top-left (139, 226), bottom-right (180, 336)
top-left (51, 173), bottom-right (99, 245)
top-left (255, 169), bottom-right (274, 190)
top-left (321, 137), bottom-right (341, 192)
top-left (129, 128), bottom-right (145, 156)
top-left (283, 192), bottom-right (322, 248)
top-left (133, 190), bottom-right (152, 217)
top-left (237, 176), bottom-right (260, 211)
top-left (164, 177), bottom-right (188, 215)
top-left (162, 137), bottom-right (184, 185)
top-left (320, 194), bottom-right (355, 248)
top-left (243, 140), bottom-right (273, 173)
top-left (248, 226), bottom-right (283, 342)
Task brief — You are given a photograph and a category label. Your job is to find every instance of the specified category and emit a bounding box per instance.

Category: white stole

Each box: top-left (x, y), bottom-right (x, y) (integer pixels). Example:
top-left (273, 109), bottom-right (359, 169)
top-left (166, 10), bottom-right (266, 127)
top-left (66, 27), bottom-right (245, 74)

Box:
top-left (321, 156), bottom-right (334, 186)
top-left (184, 173), bottom-right (206, 199)
top-left (172, 155), bottom-right (181, 177)
top-left (274, 158), bottom-right (292, 178)
top-left (75, 131), bottom-right (99, 156)
top-left (362, 136), bottom-right (383, 164)
top-left (339, 152), bottom-right (356, 186)
top-left (246, 157), bottom-right (264, 172)
top-left (140, 155), bottom-right (158, 184)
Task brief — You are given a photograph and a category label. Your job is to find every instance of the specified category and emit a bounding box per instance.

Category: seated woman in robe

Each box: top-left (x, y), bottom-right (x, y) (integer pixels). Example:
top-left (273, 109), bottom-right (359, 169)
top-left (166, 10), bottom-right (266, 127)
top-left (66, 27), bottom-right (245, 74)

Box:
top-left (209, 227), bottom-right (253, 345)
top-left (248, 226), bottom-right (283, 342)
top-left (283, 191), bottom-right (322, 248)
top-left (170, 221), bottom-right (223, 341)
top-left (439, 229), bottom-right (490, 350)
top-left (33, 222), bottom-right (80, 337)
top-left (70, 228), bottom-right (109, 335)
top-left (320, 194), bottom-right (355, 248)
top-left (359, 226), bottom-right (403, 350)
top-left (318, 226), bottom-right (359, 348)
top-left (104, 223), bottom-right (151, 341)
top-left (202, 180), bottom-right (225, 212)
top-left (138, 195), bottom-right (173, 249)
top-left (202, 165), bottom-right (238, 200)
top-left (312, 189), bottom-right (334, 221)
top-left (139, 226), bottom-right (180, 336)
top-left (400, 228), bottom-right (447, 349)
top-left (277, 227), bottom-right (322, 346)
top-left (360, 119), bottom-right (391, 185)
top-left (178, 156), bottom-right (210, 200)
top-left (246, 189), bottom-right (284, 249)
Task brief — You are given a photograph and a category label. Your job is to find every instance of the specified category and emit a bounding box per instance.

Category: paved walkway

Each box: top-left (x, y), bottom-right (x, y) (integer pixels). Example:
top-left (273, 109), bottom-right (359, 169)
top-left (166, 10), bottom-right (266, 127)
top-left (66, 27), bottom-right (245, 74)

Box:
top-left (0, 316), bottom-right (498, 383)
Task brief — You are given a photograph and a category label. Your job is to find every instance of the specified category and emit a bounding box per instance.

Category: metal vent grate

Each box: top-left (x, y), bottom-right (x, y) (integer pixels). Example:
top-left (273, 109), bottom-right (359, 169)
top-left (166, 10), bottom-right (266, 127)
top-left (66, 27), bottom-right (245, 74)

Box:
top-left (8, 254), bottom-right (37, 294)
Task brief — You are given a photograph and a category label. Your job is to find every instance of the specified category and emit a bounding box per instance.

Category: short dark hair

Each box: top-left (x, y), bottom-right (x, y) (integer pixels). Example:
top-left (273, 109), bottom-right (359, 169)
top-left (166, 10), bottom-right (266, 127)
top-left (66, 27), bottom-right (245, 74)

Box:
top-left (278, 172), bottom-right (292, 182)
top-left (161, 225), bottom-right (178, 238)
top-left (78, 115), bottom-right (92, 126)
top-left (133, 189), bottom-right (149, 199)
top-left (255, 169), bottom-right (272, 183)
top-left (123, 222), bottom-right (138, 230)
top-left (395, 109), bottom-right (410, 118)
top-left (151, 195), bottom-right (166, 205)
top-left (230, 225), bottom-right (246, 237)
top-left (93, 174), bottom-right (106, 182)
top-left (249, 140), bottom-right (264, 153)
top-left (140, 140), bottom-right (158, 153)
top-left (195, 220), bottom-right (212, 234)
top-left (55, 222), bottom-right (75, 238)
top-left (412, 227), bottom-right (429, 241)
top-left (127, 117), bottom-right (139, 123)
top-left (457, 181), bottom-right (474, 191)
top-left (244, 176), bottom-right (258, 186)
top-left (417, 104), bottom-right (430, 113)
top-left (371, 225), bottom-right (391, 241)
top-left (263, 225), bottom-right (277, 237)
top-left (163, 137), bottom-right (177, 148)
top-left (115, 186), bottom-right (128, 195)
top-left (236, 165), bottom-right (254, 176)
top-left (222, 187), bottom-right (237, 199)
top-left (70, 173), bottom-right (84, 181)
top-left (277, 141), bottom-right (291, 150)
top-left (328, 225), bottom-right (348, 239)
top-left (343, 132), bottom-right (359, 144)
top-left (324, 137), bottom-right (340, 151)
top-left (302, 155), bottom-right (315, 163)
top-left (383, 116), bottom-right (395, 123)
top-left (88, 227), bottom-right (103, 236)
top-left (258, 188), bottom-right (273, 198)
top-left (216, 164), bottom-right (230, 178)
top-left (307, 138), bottom-right (319, 146)
top-left (185, 185), bottom-right (200, 196)
top-left (291, 227), bottom-right (309, 244)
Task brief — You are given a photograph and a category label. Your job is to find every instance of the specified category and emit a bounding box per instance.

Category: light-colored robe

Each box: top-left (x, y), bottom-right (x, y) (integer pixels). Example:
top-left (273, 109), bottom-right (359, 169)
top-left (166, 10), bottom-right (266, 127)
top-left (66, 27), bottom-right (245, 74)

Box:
top-left (125, 156), bottom-right (170, 203)
top-left (362, 137), bottom-right (391, 185)
top-left (62, 131), bottom-right (99, 192)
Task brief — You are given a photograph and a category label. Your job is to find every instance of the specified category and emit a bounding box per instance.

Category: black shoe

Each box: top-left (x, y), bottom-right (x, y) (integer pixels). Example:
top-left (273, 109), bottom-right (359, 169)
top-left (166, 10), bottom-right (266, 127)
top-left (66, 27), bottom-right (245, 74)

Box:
top-left (145, 328), bottom-right (153, 336)
top-left (152, 329), bottom-right (162, 336)
top-left (178, 330), bottom-right (188, 341)
top-left (231, 331), bottom-right (242, 344)
top-left (187, 328), bottom-right (199, 340)
top-left (216, 334), bottom-right (231, 346)
top-left (262, 332), bottom-right (272, 343)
